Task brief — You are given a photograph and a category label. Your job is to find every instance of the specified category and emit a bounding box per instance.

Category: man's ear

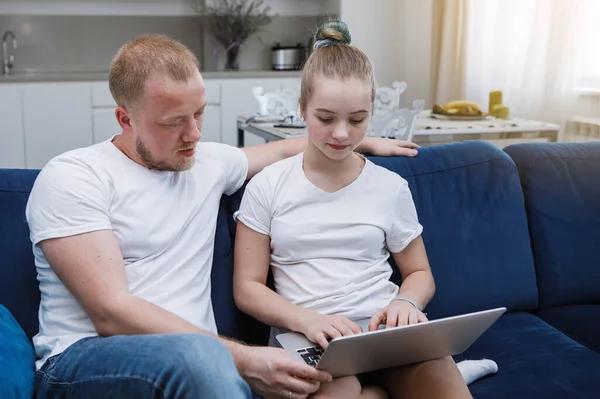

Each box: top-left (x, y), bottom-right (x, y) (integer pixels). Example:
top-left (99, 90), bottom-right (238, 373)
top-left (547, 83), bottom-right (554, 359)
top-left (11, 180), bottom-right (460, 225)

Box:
top-left (115, 106), bottom-right (134, 132)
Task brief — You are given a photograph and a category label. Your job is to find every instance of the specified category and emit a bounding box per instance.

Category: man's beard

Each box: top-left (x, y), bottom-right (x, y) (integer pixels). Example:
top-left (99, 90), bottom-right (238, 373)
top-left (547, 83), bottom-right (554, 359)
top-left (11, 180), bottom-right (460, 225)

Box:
top-left (135, 136), bottom-right (195, 172)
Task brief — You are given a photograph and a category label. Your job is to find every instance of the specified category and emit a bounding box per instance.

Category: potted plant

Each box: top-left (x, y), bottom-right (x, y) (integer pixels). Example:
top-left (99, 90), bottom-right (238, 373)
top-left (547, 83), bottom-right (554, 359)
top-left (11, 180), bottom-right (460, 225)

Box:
top-left (201, 0), bottom-right (274, 71)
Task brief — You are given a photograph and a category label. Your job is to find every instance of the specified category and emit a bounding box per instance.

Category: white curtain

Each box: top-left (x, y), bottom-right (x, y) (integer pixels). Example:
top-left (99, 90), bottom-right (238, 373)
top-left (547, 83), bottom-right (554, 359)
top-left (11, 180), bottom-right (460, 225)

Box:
top-left (463, 0), bottom-right (600, 127)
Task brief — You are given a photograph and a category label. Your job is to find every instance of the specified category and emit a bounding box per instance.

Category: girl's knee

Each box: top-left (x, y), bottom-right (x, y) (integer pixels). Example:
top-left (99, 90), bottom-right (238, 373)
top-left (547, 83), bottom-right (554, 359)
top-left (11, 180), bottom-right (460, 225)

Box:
top-left (312, 376), bottom-right (362, 398)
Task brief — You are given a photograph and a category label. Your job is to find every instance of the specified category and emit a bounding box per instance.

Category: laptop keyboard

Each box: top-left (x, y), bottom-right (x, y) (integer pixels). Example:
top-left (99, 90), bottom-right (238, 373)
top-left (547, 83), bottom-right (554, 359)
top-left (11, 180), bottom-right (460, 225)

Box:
top-left (297, 346), bottom-right (324, 367)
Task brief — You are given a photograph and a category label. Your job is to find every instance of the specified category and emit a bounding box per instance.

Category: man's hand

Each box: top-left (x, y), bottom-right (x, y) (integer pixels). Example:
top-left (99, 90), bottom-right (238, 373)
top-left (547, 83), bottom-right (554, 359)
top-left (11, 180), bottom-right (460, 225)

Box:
top-left (360, 137), bottom-right (419, 157)
top-left (300, 313), bottom-right (364, 349)
top-left (368, 300), bottom-right (428, 331)
top-left (239, 346), bottom-right (332, 399)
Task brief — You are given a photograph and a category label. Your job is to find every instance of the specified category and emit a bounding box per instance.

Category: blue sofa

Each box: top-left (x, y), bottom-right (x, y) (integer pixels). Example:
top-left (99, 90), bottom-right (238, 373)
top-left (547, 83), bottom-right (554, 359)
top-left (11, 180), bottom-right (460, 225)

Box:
top-left (2, 140), bottom-right (600, 398)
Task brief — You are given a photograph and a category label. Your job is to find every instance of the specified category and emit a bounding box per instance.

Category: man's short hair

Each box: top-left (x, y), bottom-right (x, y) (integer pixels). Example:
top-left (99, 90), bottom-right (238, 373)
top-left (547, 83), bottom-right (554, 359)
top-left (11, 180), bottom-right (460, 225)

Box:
top-left (109, 34), bottom-right (200, 108)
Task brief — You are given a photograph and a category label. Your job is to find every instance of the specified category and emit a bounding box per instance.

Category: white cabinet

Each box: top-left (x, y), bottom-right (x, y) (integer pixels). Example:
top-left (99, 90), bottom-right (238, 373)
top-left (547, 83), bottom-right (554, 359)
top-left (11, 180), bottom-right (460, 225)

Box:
top-left (0, 85), bottom-right (25, 168)
top-left (92, 108), bottom-right (119, 143)
top-left (202, 104), bottom-right (221, 143)
top-left (219, 77), bottom-right (301, 147)
top-left (0, 75), bottom-right (301, 169)
top-left (22, 83), bottom-right (93, 169)
top-left (91, 82), bottom-right (120, 143)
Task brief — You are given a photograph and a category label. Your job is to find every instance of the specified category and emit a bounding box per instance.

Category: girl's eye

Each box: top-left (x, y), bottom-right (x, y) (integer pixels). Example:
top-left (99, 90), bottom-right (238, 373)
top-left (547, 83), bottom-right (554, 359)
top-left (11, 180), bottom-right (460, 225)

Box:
top-left (318, 117), bottom-right (333, 123)
top-left (194, 112), bottom-right (204, 119)
top-left (350, 119), bottom-right (365, 124)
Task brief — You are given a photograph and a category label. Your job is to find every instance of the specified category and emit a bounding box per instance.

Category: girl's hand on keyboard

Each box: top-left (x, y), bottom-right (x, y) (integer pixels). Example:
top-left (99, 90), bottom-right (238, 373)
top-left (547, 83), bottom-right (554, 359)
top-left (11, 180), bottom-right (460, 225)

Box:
top-left (300, 313), bottom-right (363, 349)
top-left (368, 300), bottom-right (428, 331)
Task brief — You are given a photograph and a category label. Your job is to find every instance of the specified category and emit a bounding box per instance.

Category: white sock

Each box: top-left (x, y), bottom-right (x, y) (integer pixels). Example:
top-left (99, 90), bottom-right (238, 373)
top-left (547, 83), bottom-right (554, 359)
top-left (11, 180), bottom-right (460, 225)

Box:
top-left (456, 359), bottom-right (498, 385)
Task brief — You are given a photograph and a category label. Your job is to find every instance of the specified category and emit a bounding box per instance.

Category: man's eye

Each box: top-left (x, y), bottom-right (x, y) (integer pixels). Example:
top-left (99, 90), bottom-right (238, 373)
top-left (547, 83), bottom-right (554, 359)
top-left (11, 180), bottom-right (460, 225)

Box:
top-left (318, 117), bottom-right (333, 123)
top-left (194, 112), bottom-right (204, 119)
top-left (164, 121), bottom-right (182, 129)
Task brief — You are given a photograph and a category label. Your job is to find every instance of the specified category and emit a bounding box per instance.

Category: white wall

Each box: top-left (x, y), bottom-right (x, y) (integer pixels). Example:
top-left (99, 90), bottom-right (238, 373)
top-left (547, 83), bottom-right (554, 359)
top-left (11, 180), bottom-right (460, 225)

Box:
top-left (340, 0), bottom-right (434, 107)
top-left (0, 0), bottom-right (324, 16)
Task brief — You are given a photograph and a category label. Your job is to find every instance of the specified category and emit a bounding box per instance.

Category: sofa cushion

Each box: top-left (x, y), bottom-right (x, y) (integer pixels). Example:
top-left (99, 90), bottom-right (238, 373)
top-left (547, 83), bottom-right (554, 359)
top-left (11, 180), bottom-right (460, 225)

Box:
top-left (369, 141), bottom-right (538, 319)
top-left (0, 304), bottom-right (35, 399)
top-left (461, 312), bottom-right (600, 398)
top-left (0, 168), bottom-right (41, 340)
top-left (212, 195), bottom-right (270, 345)
top-left (504, 142), bottom-right (600, 309)
top-left (537, 305), bottom-right (600, 353)
top-left (211, 196), bottom-right (245, 341)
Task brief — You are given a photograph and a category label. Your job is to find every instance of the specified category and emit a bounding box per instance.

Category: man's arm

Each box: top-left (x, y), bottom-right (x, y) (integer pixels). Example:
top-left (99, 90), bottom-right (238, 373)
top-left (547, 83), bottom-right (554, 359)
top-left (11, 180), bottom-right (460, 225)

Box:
top-left (242, 137), bottom-right (419, 179)
top-left (40, 229), bottom-right (331, 395)
top-left (39, 229), bottom-right (250, 365)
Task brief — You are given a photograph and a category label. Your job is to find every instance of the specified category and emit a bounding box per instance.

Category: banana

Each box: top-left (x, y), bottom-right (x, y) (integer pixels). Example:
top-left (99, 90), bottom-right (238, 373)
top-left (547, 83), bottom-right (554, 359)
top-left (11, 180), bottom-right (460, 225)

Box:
top-left (443, 100), bottom-right (481, 112)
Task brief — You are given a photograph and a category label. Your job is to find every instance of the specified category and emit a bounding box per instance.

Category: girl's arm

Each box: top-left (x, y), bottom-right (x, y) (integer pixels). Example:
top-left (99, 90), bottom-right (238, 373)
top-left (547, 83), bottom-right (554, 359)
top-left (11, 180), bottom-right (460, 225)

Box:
top-left (391, 235), bottom-right (435, 310)
top-left (233, 220), bottom-right (317, 333)
top-left (369, 235), bottom-right (435, 330)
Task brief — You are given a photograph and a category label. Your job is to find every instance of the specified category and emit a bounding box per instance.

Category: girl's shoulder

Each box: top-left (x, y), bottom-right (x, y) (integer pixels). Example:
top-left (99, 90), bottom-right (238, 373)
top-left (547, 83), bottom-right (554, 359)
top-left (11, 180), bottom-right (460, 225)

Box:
top-left (363, 159), bottom-right (410, 188)
top-left (246, 153), bottom-right (302, 193)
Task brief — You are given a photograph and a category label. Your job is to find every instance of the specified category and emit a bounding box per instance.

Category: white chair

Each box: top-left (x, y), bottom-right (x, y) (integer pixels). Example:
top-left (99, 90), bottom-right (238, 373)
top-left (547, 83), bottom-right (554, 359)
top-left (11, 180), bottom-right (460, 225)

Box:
top-left (252, 86), bottom-right (299, 120)
top-left (373, 81), bottom-right (407, 116)
top-left (368, 99), bottom-right (425, 141)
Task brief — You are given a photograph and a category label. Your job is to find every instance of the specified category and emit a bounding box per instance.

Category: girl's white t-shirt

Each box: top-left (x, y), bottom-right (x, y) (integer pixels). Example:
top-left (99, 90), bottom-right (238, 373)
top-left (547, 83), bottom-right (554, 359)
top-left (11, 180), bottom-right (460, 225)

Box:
top-left (235, 153), bottom-right (423, 320)
top-left (26, 138), bottom-right (248, 369)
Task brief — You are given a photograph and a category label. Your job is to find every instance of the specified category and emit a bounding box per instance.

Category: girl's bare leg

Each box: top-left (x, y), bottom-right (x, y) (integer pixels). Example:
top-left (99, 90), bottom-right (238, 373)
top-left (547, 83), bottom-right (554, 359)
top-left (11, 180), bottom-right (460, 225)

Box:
top-left (379, 356), bottom-right (473, 399)
top-left (360, 385), bottom-right (389, 398)
top-left (308, 376), bottom-right (389, 399)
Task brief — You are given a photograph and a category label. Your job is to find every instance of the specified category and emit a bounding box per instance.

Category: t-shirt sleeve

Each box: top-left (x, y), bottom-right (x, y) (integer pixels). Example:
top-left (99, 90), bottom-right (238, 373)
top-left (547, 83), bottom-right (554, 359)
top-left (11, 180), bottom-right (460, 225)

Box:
top-left (25, 157), bottom-right (112, 246)
top-left (233, 172), bottom-right (272, 236)
top-left (385, 178), bottom-right (423, 253)
top-left (214, 143), bottom-right (249, 196)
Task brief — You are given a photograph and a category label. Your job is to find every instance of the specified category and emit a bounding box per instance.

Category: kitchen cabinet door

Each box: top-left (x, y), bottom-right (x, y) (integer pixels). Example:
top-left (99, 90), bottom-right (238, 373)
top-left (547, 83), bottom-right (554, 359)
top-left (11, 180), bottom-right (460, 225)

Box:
top-left (220, 77), bottom-right (301, 147)
top-left (92, 108), bottom-right (120, 143)
top-left (0, 84), bottom-right (26, 168)
top-left (201, 104), bottom-right (221, 143)
top-left (22, 83), bottom-right (93, 169)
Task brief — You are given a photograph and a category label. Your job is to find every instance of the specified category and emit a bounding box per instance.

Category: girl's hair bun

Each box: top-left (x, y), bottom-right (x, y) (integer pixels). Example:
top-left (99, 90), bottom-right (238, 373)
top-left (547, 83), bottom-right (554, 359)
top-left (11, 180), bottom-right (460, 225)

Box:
top-left (312, 20), bottom-right (351, 50)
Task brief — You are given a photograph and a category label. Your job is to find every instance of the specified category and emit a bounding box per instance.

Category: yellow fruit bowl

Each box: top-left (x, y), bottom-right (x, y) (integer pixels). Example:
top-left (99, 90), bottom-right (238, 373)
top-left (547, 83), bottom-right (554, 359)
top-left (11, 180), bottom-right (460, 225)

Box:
top-left (432, 101), bottom-right (490, 120)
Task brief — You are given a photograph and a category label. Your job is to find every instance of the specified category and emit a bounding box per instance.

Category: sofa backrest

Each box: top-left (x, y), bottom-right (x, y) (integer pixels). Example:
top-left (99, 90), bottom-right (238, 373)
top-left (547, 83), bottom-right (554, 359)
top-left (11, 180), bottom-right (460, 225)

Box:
top-left (0, 140), bottom-right (542, 347)
top-left (0, 169), bottom-right (41, 340)
top-left (505, 142), bottom-right (600, 309)
top-left (226, 141), bottom-right (539, 330)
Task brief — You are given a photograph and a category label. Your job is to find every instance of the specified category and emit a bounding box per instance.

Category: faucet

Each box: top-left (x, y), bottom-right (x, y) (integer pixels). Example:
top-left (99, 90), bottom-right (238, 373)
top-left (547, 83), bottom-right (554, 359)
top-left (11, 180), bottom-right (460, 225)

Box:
top-left (2, 30), bottom-right (17, 76)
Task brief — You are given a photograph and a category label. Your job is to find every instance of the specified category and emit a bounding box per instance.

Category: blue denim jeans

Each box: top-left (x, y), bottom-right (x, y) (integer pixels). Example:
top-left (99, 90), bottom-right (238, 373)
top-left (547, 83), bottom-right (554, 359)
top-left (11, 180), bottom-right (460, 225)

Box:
top-left (34, 334), bottom-right (253, 399)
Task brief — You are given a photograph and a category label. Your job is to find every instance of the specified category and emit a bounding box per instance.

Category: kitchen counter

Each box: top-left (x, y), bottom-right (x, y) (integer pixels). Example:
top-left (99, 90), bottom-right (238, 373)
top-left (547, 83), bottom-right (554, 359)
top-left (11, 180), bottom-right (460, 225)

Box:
top-left (0, 69), bottom-right (302, 83)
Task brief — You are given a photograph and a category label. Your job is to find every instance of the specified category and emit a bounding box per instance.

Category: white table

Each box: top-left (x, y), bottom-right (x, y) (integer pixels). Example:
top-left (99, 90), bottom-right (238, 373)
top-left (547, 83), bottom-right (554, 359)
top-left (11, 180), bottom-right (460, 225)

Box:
top-left (236, 111), bottom-right (561, 147)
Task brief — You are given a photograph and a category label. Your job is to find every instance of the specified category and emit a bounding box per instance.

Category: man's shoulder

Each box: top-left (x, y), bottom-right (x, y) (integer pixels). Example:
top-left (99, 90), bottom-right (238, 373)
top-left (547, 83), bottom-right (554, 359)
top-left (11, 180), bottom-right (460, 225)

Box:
top-left (195, 142), bottom-right (245, 161)
top-left (37, 141), bottom-right (115, 183)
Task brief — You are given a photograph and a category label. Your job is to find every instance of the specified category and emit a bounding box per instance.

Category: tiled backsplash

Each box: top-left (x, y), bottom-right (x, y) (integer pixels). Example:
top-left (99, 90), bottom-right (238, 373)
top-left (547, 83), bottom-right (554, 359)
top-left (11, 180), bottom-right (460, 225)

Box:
top-left (0, 15), bottom-right (319, 73)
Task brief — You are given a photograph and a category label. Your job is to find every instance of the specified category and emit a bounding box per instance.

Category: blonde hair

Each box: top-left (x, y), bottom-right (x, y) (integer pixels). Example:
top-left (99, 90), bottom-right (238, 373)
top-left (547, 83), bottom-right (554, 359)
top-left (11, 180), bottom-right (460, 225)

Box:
top-left (109, 34), bottom-right (200, 108)
top-left (300, 20), bottom-right (375, 110)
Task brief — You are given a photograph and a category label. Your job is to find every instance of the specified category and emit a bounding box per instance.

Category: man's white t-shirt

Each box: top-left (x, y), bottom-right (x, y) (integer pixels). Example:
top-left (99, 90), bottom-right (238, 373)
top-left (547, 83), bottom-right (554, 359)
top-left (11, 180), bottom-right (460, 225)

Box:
top-left (235, 153), bottom-right (423, 320)
top-left (25, 138), bottom-right (248, 370)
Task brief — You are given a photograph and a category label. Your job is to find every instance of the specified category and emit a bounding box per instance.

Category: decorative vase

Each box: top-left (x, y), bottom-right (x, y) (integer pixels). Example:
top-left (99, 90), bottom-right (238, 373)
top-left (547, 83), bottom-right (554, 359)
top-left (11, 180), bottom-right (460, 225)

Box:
top-left (225, 43), bottom-right (241, 71)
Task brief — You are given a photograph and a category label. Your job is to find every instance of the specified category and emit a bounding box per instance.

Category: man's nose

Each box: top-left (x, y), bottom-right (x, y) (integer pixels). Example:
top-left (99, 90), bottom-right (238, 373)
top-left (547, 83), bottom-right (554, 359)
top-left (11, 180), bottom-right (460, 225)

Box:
top-left (183, 119), bottom-right (201, 142)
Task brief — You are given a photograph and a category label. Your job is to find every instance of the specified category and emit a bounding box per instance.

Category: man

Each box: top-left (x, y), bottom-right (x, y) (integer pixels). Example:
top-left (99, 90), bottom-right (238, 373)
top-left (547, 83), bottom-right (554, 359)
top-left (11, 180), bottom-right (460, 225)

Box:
top-left (26, 34), bottom-right (419, 399)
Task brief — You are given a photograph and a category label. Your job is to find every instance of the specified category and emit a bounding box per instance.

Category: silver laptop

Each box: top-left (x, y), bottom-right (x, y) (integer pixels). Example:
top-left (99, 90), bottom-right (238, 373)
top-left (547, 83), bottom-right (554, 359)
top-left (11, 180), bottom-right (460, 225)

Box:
top-left (276, 307), bottom-right (506, 378)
